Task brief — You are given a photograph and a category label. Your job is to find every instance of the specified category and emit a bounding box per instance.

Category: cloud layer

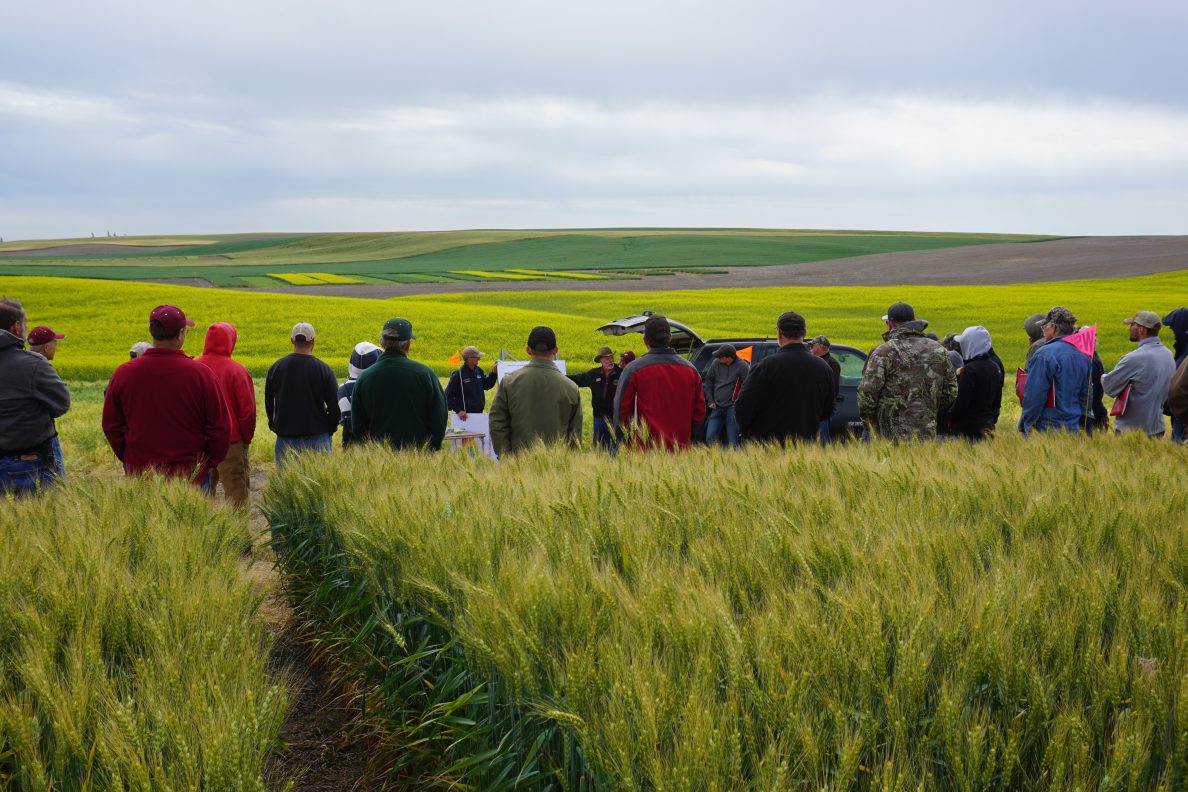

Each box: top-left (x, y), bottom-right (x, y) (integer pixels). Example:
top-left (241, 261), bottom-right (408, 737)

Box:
top-left (2, 1), bottom-right (1186, 238)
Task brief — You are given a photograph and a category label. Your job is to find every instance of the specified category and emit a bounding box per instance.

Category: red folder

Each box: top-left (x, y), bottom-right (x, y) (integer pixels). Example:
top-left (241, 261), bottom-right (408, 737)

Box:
top-left (1017, 369), bottom-right (1055, 407)
top-left (1109, 383), bottom-right (1132, 417)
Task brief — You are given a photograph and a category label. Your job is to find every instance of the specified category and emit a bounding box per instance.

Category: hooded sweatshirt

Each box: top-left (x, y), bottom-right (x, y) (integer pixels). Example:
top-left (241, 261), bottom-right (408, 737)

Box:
top-left (1163, 307), bottom-right (1188, 363)
top-left (337, 341), bottom-right (382, 439)
top-left (945, 326), bottom-right (1004, 439)
top-left (197, 322), bottom-right (256, 445)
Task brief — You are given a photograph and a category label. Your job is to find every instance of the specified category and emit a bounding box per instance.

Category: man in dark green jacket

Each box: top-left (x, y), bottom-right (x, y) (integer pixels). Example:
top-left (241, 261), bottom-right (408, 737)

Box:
top-left (489, 326), bottom-right (582, 456)
top-left (351, 318), bottom-right (447, 451)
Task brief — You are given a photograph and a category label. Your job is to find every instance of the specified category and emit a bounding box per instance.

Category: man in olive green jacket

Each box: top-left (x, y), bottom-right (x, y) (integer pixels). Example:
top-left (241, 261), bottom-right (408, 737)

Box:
top-left (351, 318), bottom-right (448, 451)
top-left (489, 326), bottom-right (582, 456)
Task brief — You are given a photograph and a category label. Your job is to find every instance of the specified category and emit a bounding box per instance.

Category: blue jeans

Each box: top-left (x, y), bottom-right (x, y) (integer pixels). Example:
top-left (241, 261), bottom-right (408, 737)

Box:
top-left (0, 451), bottom-right (58, 497)
top-left (50, 435), bottom-right (66, 480)
top-left (592, 415), bottom-right (618, 453)
top-left (1173, 417), bottom-right (1187, 444)
top-left (818, 418), bottom-right (832, 445)
top-left (275, 434), bottom-right (333, 467)
top-left (705, 404), bottom-right (741, 447)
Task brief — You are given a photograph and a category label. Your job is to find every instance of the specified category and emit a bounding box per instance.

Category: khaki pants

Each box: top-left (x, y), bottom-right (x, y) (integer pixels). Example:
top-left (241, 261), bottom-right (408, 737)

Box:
top-left (212, 441), bottom-right (251, 508)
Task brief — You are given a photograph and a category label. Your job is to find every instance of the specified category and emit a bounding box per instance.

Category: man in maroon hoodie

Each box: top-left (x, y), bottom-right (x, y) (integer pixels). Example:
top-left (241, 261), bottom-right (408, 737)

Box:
top-left (197, 322), bottom-right (256, 507)
top-left (102, 305), bottom-right (231, 487)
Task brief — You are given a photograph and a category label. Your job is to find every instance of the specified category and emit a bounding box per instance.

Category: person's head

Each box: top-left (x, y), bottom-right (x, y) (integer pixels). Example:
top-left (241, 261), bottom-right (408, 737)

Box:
top-left (941, 333), bottom-right (961, 353)
top-left (776, 311), bottom-right (807, 346)
top-left (149, 305), bottom-right (195, 350)
top-left (954, 326), bottom-right (992, 362)
top-left (348, 341), bottom-right (382, 378)
top-left (526, 326), bottom-right (558, 360)
top-left (643, 316), bottom-right (671, 350)
top-left (381, 317), bottom-right (416, 354)
top-left (1040, 306), bottom-right (1076, 340)
top-left (1124, 310), bottom-right (1162, 342)
top-left (291, 322), bottom-right (316, 352)
top-left (129, 341), bottom-right (152, 359)
top-left (715, 344), bottom-right (737, 365)
top-left (0, 297), bottom-right (26, 340)
top-left (461, 345), bottom-right (484, 368)
top-left (1023, 313), bottom-right (1047, 343)
top-left (202, 322), bottom-right (237, 358)
top-left (882, 302), bottom-right (915, 331)
top-left (593, 346), bottom-right (615, 371)
top-left (27, 326), bottom-right (65, 360)
top-left (808, 334), bottom-right (830, 357)
top-left (619, 350), bottom-right (636, 367)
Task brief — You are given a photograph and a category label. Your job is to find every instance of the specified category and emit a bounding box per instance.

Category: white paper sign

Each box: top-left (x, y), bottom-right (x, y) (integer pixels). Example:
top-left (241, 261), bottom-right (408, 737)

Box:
top-left (495, 359), bottom-right (568, 382)
top-left (447, 413), bottom-right (496, 459)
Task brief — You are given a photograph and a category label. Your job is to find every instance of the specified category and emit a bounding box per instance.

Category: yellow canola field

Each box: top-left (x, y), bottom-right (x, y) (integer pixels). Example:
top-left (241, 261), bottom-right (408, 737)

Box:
top-left (3, 271), bottom-right (1185, 382)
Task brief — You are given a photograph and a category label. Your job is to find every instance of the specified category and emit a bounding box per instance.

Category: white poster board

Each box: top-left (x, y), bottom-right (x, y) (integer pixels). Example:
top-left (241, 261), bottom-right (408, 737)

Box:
top-left (496, 359), bottom-right (568, 382)
top-left (447, 413), bottom-right (497, 459)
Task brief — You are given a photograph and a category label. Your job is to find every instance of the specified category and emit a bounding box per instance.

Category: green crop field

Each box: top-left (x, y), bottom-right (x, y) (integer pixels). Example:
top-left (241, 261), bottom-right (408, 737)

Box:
top-left (2, 270), bottom-right (1182, 383)
top-left (0, 480), bottom-right (286, 788)
top-left (267, 439), bottom-right (1188, 790)
top-left (0, 229), bottom-right (1055, 287)
top-left (5, 264), bottom-right (1186, 789)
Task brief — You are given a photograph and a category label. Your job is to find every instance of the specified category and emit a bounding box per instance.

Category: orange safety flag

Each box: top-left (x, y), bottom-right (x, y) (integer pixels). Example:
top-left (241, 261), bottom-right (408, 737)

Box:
top-left (447, 351), bottom-right (462, 366)
top-left (735, 346), bottom-right (753, 363)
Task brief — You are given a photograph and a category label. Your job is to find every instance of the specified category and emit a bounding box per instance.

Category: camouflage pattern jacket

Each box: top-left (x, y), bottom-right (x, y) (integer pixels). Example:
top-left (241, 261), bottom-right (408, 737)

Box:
top-left (858, 325), bottom-right (958, 440)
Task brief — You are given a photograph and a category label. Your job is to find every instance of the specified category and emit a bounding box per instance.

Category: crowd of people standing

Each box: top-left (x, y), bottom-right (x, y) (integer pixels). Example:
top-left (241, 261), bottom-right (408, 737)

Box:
top-left (2, 294), bottom-right (1186, 500)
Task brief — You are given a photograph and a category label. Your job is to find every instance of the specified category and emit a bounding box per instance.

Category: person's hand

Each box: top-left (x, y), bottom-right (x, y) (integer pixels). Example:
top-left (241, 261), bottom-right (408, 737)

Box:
top-left (458, 411), bottom-right (468, 421)
top-left (708, 402), bottom-right (717, 410)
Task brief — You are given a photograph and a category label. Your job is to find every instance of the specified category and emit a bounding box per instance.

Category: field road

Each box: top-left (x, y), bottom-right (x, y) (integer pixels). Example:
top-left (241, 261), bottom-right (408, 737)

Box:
top-left (232, 235), bottom-right (1188, 299)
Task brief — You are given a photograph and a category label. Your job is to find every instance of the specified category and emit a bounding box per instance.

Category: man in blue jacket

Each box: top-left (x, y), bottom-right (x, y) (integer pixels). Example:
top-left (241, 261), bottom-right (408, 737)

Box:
top-left (1020, 306), bottom-right (1092, 434)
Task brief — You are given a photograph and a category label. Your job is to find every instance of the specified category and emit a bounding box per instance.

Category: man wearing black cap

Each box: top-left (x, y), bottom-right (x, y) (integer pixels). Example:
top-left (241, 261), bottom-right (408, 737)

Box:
top-left (0, 297), bottom-right (71, 495)
top-left (858, 302), bottom-right (957, 440)
top-left (352, 317), bottom-right (448, 450)
top-left (567, 345), bottom-right (622, 451)
top-left (614, 315), bottom-right (706, 449)
top-left (102, 305), bottom-right (230, 485)
top-left (489, 326), bottom-right (581, 456)
top-left (735, 311), bottom-right (835, 443)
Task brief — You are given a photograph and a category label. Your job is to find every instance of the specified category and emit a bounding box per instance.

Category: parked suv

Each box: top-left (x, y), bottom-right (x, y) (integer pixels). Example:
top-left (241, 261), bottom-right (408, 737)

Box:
top-left (597, 312), bottom-right (868, 439)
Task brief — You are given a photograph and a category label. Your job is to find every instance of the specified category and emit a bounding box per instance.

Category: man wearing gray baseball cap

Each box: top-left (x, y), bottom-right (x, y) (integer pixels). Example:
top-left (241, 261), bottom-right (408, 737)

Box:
top-left (1101, 311), bottom-right (1177, 437)
top-left (265, 321), bottom-right (341, 465)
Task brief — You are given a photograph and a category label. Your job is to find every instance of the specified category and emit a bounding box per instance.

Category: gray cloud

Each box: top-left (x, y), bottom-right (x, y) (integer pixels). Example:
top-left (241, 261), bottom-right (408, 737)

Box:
top-left (2, 0), bottom-right (1187, 238)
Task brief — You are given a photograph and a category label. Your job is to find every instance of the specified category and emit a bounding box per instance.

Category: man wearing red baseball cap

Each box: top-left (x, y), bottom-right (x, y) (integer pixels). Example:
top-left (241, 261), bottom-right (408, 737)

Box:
top-left (27, 326), bottom-right (65, 361)
top-left (102, 305), bottom-right (231, 486)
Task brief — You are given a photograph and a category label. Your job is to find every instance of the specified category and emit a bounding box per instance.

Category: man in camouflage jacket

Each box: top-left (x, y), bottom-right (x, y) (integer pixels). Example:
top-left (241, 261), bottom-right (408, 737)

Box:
top-left (858, 302), bottom-right (958, 440)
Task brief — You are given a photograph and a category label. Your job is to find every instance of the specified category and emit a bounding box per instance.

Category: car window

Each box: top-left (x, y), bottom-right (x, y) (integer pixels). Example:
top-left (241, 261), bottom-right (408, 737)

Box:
top-left (834, 349), bottom-right (866, 385)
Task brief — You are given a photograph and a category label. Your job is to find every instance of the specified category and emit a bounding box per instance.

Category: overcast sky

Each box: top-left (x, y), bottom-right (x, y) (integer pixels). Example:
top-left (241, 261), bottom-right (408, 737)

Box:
top-left (2, 0), bottom-right (1186, 239)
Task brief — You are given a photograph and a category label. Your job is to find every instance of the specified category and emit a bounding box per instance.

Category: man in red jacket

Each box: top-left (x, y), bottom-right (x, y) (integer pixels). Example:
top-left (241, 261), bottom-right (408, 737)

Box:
top-left (614, 315), bottom-right (707, 449)
top-left (102, 305), bottom-right (231, 487)
top-left (197, 322), bottom-right (256, 507)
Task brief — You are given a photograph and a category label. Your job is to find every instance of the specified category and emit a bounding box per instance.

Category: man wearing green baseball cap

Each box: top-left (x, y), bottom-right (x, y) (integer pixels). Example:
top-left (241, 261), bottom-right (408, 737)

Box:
top-left (351, 317), bottom-right (447, 450)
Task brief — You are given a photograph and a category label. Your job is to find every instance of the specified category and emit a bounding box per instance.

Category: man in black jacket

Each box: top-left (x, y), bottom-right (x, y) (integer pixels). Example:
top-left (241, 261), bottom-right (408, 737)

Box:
top-left (735, 312), bottom-right (835, 444)
top-left (568, 346), bottom-right (622, 451)
top-left (0, 297), bottom-right (71, 495)
top-left (945, 326), bottom-right (1004, 440)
